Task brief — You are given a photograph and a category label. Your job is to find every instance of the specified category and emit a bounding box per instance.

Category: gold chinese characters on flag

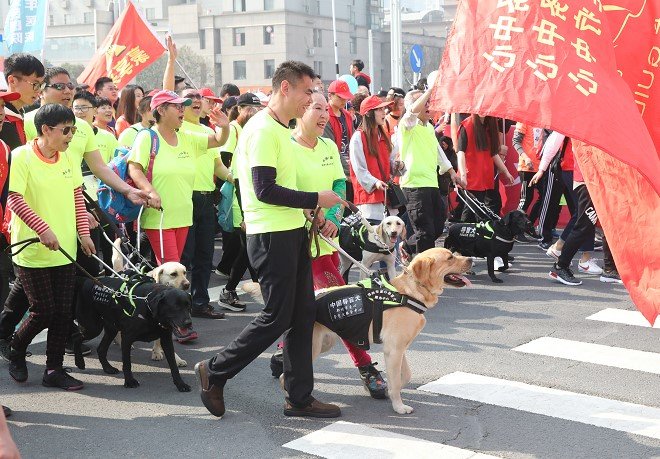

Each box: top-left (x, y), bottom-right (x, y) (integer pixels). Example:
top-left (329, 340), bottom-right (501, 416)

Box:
top-left (78, 2), bottom-right (166, 90)
top-left (431, 0), bottom-right (659, 325)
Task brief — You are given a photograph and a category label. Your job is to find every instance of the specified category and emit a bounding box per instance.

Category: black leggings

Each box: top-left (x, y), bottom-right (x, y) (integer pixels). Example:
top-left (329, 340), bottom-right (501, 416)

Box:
top-left (226, 229), bottom-right (258, 291)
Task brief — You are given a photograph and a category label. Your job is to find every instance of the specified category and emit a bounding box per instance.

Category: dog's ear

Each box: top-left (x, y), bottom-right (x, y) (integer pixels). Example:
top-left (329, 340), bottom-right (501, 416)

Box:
top-left (149, 266), bottom-right (163, 283)
top-left (148, 287), bottom-right (168, 318)
top-left (401, 223), bottom-right (407, 241)
top-left (412, 256), bottom-right (435, 285)
top-left (377, 222), bottom-right (387, 243)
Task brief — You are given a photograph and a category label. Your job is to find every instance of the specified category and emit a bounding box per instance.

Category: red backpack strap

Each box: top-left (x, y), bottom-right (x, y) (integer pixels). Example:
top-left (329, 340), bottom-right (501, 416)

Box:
top-left (144, 129), bottom-right (160, 182)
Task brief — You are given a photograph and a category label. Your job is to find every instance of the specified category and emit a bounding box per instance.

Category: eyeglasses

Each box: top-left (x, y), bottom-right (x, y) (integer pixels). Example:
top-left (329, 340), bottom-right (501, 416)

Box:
top-left (103, 85), bottom-right (118, 92)
top-left (47, 125), bottom-right (77, 135)
top-left (184, 93), bottom-right (202, 100)
top-left (15, 76), bottom-right (44, 91)
top-left (166, 103), bottom-right (185, 111)
top-left (72, 105), bottom-right (94, 113)
top-left (45, 82), bottom-right (75, 91)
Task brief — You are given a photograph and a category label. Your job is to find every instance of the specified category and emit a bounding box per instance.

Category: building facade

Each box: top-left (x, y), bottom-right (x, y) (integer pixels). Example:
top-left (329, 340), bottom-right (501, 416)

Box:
top-left (1, 0), bottom-right (447, 91)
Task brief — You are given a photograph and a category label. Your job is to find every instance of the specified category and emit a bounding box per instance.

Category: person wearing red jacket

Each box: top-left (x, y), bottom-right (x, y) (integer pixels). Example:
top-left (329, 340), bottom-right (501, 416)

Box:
top-left (323, 79), bottom-right (355, 202)
top-left (350, 59), bottom-right (371, 90)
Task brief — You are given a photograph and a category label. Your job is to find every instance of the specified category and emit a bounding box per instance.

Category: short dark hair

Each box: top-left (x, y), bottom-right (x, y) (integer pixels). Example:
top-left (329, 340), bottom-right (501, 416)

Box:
top-left (352, 59), bottom-right (364, 72)
top-left (34, 103), bottom-right (76, 136)
top-left (4, 53), bottom-right (45, 78)
top-left (44, 67), bottom-right (70, 85)
top-left (174, 75), bottom-right (185, 85)
top-left (73, 90), bottom-right (97, 107)
top-left (314, 74), bottom-right (322, 80)
top-left (219, 83), bottom-right (240, 98)
top-left (271, 61), bottom-right (315, 94)
top-left (94, 77), bottom-right (114, 93)
top-left (95, 97), bottom-right (112, 108)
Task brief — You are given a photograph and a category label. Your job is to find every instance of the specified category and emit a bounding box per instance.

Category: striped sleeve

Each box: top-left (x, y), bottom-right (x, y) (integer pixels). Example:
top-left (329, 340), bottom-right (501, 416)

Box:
top-left (7, 192), bottom-right (50, 235)
top-left (74, 186), bottom-right (90, 237)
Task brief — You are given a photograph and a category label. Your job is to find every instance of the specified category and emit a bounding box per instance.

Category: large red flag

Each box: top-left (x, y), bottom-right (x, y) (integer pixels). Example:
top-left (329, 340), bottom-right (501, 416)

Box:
top-left (431, 0), bottom-right (659, 324)
top-left (78, 2), bottom-right (165, 90)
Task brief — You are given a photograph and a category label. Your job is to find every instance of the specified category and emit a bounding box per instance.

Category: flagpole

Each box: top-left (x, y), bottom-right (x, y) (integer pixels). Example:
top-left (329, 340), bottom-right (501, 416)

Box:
top-left (175, 60), bottom-right (198, 89)
top-left (40, 0), bottom-right (49, 63)
top-left (331, 0), bottom-right (339, 79)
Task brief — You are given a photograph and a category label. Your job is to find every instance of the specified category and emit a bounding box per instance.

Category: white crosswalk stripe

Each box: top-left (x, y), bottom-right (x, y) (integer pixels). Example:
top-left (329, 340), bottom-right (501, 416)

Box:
top-left (418, 372), bottom-right (660, 440)
top-left (283, 421), bottom-right (500, 459)
top-left (586, 308), bottom-right (660, 328)
top-left (513, 336), bottom-right (660, 374)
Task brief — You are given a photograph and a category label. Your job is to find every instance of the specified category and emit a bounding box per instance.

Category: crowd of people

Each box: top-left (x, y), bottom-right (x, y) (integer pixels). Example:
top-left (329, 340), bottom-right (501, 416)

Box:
top-left (0, 36), bottom-right (622, 429)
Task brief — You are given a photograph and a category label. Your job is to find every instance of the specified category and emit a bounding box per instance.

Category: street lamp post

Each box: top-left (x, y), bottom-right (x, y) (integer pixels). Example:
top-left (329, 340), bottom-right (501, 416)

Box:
top-left (390, 0), bottom-right (402, 87)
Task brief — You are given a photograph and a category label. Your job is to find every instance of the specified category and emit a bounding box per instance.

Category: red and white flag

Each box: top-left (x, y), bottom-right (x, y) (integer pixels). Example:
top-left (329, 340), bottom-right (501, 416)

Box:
top-left (431, 0), bottom-right (659, 324)
top-left (78, 2), bottom-right (165, 90)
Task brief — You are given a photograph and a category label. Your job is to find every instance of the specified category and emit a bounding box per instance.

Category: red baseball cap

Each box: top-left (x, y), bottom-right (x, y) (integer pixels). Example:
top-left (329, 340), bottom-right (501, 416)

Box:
top-left (0, 90), bottom-right (20, 103)
top-left (359, 95), bottom-right (393, 116)
top-left (150, 90), bottom-right (192, 110)
top-left (199, 87), bottom-right (223, 102)
top-left (328, 80), bottom-right (354, 101)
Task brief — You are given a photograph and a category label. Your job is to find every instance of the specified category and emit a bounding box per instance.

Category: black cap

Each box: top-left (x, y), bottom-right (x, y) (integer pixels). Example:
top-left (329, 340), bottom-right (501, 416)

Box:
top-left (237, 92), bottom-right (262, 107)
top-left (222, 96), bottom-right (238, 112)
top-left (387, 87), bottom-right (406, 98)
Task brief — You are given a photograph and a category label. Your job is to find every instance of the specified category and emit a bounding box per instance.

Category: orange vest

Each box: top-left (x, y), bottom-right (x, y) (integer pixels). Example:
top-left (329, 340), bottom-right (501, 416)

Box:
top-left (350, 130), bottom-right (390, 205)
top-left (461, 116), bottom-right (495, 191)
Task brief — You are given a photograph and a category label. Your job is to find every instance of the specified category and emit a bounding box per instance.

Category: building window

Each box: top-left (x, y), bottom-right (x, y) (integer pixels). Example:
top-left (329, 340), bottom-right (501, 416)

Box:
top-left (350, 36), bottom-right (357, 54)
top-left (199, 30), bottom-right (206, 50)
top-left (145, 8), bottom-right (156, 20)
top-left (234, 60), bottom-right (247, 80)
top-left (313, 61), bottom-right (322, 76)
top-left (233, 27), bottom-right (245, 46)
top-left (313, 28), bottom-right (322, 47)
top-left (263, 26), bottom-right (274, 45)
top-left (83, 12), bottom-right (93, 24)
top-left (264, 0), bottom-right (274, 10)
top-left (213, 29), bottom-right (221, 52)
top-left (49, 14), bottom-right (55, 26)
top-left (64, 14), bottom-right (75, 25)
top-left (233, 0), bottom-right (246, 12)
top-left (264, 59), bottom-right (275, 79)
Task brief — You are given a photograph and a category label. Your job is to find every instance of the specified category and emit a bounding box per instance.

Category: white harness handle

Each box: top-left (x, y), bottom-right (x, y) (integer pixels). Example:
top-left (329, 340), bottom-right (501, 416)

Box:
top-left (136, 206), bottom-right (165, 262)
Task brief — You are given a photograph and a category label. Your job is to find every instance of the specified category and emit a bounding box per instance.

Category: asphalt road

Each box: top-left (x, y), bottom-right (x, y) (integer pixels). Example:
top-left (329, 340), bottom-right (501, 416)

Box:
top-left (2, 242), bottom-right (659, 459)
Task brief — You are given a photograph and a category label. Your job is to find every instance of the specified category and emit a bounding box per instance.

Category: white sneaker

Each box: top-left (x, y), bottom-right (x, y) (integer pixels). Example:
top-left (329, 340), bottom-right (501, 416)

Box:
top-left (546, 244), bottom-right (561, 260)
top-left (578, 258), bottom-right (603, 275)
top-left (494, 257), bottom-right (504, 271)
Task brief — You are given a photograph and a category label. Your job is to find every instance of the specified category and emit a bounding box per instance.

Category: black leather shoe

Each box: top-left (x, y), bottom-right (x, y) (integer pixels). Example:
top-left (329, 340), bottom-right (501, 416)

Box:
top-left (195, 360), bottom-right (226, 417)
top-left (2, 405), bottom-right (12, 418)
top-left (8, 348), bottom-right (28, 383)
top-left (191, 306), bottom-right (226, 320)
top-left (270, 349), bottom-right (283, 378)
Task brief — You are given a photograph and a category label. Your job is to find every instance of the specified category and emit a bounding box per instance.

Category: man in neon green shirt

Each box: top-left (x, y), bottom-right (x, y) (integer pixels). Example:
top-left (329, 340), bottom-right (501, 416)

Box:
top-left (395, 87), bottom-right (462, 254)
top-left (195, 61), bottom-right (343, 419)
top-left (179, 89), bottom-right (233, 319)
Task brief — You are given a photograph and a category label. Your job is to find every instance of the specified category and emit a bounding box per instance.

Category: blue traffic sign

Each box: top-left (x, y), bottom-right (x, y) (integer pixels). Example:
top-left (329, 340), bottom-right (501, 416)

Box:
top-left (409, 44), bottom-right (423, 73)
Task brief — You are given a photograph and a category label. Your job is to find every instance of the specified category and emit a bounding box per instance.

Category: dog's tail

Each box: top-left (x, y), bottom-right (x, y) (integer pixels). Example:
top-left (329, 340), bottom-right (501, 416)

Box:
top-left (241, 282), bottom-right (264, 303)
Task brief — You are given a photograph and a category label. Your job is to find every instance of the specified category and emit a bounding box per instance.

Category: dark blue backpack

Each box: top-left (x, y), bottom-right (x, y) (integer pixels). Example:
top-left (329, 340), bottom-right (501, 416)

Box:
top-left (97, 129), bottom-right (159, 224)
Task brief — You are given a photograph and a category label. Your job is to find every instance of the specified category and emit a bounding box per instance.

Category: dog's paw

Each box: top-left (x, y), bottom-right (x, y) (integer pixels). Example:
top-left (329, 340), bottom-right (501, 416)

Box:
top-left (151, 350), bottom-right (165, 361)
top-left (392, 403), bottom-right (414, 414)
top-left (497, 266), bottom-right (509, 272)
top-left (124, 377), bottom-right (140, 388)
top-left (176, 357), bottom-right (187, 367)
top-left (491, 277), bottom-right (504, 284)
top-left (102, 364), bottom-right (120, 375)
top-left (175, 381), bottom-right (191, 392)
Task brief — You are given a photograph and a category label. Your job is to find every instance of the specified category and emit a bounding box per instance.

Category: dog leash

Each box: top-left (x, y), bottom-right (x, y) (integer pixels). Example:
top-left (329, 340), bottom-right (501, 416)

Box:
top-left (137, 206), bottom-right (165, 262)
top-left (306, 206), bottom-right (323, 260)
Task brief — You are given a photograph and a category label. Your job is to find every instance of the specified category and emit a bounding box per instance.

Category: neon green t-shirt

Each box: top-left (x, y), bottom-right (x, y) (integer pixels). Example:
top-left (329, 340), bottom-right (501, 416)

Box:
top-left (9, 143), bottom-right (83, 268)
top-left (399, 121), bottom-right (440, 189)
top-left (234, 110), bottom-right (306, 234)
top-left (181, 120), bottom-right (219, 192)
top-left (95, 128), bottom-right (119, 164)
top-left (293, 137), bottom-right (344, 257)
top-left (128, 127), bottom-right (208, 229)
top-left (221, 121), bottom-right (242, 155)
top-left (117, 123), bottom-right (142, 148)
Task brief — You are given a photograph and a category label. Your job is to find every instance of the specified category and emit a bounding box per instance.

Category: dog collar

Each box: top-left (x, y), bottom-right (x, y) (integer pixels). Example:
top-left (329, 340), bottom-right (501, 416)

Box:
top-left (495, 235), bottom-right (514, 243)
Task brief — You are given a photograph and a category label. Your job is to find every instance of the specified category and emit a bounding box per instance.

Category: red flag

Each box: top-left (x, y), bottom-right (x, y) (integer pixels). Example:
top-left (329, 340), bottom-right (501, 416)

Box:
top-left (78, 2), bottom-right (165, 90)
top-left (431, 0), bottom-right (659, 324)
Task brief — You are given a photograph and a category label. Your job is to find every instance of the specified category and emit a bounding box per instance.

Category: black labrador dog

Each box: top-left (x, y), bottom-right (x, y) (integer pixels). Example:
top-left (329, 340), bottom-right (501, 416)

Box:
top-left (444, 210), bottom-right (530, 283)
top-left (73, 276), bottom-right (193, 392)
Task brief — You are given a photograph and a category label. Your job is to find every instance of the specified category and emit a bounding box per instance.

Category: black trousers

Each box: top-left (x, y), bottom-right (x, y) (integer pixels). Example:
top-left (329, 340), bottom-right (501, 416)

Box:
top-left (460, 190), bottom-right (487, 223)
top-left (518, 170), bottom-right (544, 224)
top-left (558, 184), bottom-right (615, 270)
top-left (216, 231), bottom-right (241, 275)
top-left (225, 229), bottom-right (258, 291)
top-left (403, 187), bottom-right (446, 253)
top-left (538, 168), bottom-right (576, 244)
top-left (207, 227), bottom-right (315, 407)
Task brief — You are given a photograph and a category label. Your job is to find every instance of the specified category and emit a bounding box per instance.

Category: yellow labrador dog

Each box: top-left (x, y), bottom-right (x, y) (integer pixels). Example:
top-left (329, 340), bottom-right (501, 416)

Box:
top-left (243, 248), bottom-right (472, 414)
top-left (339, 215), bottom-right (406, 280)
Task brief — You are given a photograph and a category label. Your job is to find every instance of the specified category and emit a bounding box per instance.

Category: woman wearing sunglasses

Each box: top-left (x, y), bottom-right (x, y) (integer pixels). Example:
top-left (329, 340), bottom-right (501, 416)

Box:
top-left (5, 104), bottom-right (95, 391)
top-left (127, 90), bottom-right (230, 267)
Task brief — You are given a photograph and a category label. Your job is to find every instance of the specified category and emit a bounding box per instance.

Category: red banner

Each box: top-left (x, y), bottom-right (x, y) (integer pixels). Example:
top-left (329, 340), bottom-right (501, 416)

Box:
top-left (77, 2), bottom-right (165, 90)
top-left (431, 0), bottom-right (659, 325)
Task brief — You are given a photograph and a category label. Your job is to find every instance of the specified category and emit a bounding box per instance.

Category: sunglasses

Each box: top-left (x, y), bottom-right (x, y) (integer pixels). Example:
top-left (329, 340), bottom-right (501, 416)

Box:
top-left (184, 93), bottom-right (202, 100)
top-left (47, 125), bottom-right (77, 135)
top-left (45, 82), bottom-right (76, 91)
